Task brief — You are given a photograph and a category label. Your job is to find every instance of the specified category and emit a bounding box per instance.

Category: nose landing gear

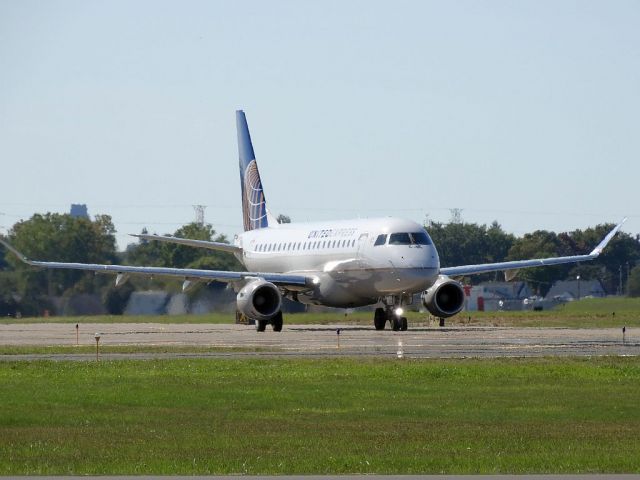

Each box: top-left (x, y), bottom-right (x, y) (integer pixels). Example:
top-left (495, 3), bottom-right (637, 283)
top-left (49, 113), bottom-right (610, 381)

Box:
top-left (373, 302), bottom-right (408, 331)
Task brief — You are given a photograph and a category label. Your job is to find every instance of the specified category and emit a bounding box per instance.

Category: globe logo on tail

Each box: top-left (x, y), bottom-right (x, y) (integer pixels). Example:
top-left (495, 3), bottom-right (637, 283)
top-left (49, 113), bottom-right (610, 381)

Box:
top-left (242, 160), bottom-right (268, 231)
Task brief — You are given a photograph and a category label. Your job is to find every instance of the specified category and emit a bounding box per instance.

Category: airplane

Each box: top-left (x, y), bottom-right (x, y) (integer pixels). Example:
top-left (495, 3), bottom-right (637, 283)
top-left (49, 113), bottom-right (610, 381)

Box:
top-left (0, 110), bottom-right (627, 332)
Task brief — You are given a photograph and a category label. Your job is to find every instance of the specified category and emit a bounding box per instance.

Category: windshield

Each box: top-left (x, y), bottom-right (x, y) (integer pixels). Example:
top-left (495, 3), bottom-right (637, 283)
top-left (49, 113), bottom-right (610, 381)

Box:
top-left (387, 231), bottom-right (432, 246)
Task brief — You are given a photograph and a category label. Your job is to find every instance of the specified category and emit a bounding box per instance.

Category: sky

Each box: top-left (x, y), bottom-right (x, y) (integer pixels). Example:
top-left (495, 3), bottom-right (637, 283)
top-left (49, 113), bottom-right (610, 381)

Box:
top-left (1, 0), bottom-right (639, 249)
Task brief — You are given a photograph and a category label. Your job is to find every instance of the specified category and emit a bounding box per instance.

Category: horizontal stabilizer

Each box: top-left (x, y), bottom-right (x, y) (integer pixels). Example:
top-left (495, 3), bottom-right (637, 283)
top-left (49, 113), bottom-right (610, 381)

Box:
top-left (131, 234), bottom-right (242, 254)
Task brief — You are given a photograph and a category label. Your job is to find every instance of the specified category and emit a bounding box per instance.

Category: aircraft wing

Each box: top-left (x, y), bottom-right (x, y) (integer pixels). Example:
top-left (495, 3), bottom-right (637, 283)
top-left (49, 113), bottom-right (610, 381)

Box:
top-left (0, 238), bottom-right (309, 289)
top-left (440, 219), bottom-right (626, 278)
top-left (131, 233), bottom-right (242, 254)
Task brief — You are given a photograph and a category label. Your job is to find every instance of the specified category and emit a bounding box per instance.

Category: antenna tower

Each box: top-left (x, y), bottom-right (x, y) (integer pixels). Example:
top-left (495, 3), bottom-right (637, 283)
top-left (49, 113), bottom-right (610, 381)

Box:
top-left (193, 205), bottom-right (206, 226)
top-left (449, 208), bottom-right (463, 224)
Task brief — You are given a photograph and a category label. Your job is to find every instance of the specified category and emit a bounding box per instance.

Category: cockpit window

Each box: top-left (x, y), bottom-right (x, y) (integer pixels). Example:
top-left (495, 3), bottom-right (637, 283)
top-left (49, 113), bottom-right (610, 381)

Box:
top-left (389, 232), bottom-right (412, 245)
top-left (410, 231), bottom-right (432, 245)
top-left (388, 231), bottom-right (433, 246)
top-left (374, 234), bottom-right (387, 246)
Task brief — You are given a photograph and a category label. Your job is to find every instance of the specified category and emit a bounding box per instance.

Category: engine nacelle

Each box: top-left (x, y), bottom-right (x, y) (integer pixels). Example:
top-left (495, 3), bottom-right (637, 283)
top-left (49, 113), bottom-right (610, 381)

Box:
top-left (236, 279), bottom-right (282, 321)
top-left (421, 275), bottom-right (465, 318)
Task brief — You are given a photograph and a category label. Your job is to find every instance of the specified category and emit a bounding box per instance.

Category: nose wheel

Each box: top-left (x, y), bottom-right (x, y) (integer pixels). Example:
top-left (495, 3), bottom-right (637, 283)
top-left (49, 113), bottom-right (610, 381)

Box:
top-left (392, 315), bottom-right (408, 331)
top-left (373, 307), bottom-right (408, 331)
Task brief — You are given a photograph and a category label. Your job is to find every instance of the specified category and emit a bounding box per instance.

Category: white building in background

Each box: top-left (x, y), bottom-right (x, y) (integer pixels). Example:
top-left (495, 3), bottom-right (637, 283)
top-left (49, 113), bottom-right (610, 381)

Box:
top-left (465, 281), bottom-right (533, 312)
top-left (545, 280), bottom-right (606, 302)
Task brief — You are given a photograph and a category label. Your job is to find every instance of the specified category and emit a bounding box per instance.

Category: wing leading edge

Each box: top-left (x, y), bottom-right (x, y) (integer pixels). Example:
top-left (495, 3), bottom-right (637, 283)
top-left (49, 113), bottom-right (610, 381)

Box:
top-left (0, 238), bottom-right (309, 289)
top-left (440, 219), bottom-right (627, 278)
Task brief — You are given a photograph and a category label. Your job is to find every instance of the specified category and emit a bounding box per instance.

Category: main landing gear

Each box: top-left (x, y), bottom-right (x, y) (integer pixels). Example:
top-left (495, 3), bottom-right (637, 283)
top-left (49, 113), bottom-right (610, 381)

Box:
top-left (236, 311), bottom-right (284, 332)
top-left (373, 306), bottom-right (408, 331)
top-left (255, 311), bottom-right (283, 332)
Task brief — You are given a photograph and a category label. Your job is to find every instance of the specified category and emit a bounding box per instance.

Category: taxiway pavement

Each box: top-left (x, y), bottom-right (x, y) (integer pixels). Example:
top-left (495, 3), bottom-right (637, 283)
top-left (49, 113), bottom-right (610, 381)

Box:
top-left (0, 322), bottom-right (638, 360)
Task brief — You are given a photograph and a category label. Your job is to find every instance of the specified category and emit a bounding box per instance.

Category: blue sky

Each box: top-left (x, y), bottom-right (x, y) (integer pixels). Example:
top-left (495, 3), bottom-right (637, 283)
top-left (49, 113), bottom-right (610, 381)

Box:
top-left (1, 0), bottom-right (638, 249)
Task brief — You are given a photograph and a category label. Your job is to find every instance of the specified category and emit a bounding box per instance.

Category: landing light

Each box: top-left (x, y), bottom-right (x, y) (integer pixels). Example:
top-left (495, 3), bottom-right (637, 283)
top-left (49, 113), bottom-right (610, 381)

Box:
top-left (395, 307), bottom-right (404, 316)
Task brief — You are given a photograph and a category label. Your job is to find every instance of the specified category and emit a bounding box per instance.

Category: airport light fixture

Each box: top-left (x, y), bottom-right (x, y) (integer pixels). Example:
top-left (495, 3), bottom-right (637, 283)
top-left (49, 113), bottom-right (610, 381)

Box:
top-left (94, 333), bottom-right (101, 361)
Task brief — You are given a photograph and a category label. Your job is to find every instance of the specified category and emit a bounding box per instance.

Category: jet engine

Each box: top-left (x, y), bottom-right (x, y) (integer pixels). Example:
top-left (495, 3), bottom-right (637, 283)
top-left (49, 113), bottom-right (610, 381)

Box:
top-left (421, 275), bottom-right (465, 318)
top-left (236, 279), bottom-right (282, 321)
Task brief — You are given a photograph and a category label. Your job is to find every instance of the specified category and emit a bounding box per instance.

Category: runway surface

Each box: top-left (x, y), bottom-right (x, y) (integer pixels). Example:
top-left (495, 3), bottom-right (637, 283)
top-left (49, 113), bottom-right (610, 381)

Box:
top-left (0, 322), bottom-right (638, 360)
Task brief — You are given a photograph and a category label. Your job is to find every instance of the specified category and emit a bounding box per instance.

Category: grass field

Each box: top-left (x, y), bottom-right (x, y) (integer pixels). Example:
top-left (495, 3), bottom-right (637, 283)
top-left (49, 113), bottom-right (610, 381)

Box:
top-left (1, 357), bottom-right (640, 474)
top-left (3, 297), bottom-right (640, 328)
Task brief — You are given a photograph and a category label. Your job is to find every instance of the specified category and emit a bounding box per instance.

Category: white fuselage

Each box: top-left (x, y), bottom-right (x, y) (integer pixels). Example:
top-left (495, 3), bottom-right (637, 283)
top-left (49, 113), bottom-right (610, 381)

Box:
top-left (235, 217), bottom-right (440, 307)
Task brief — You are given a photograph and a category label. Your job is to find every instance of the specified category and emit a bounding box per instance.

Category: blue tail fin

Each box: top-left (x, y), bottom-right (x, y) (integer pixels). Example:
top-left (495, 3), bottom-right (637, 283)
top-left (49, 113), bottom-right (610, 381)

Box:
top-left (237, 110), bottom-right (270, 231)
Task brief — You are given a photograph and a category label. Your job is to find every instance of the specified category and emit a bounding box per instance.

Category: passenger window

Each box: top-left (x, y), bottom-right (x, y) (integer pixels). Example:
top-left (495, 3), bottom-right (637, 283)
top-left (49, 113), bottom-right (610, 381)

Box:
top-left (389, 233), bottom-right (412, 245)
top-left (374, 234), bottom-right (387, 246)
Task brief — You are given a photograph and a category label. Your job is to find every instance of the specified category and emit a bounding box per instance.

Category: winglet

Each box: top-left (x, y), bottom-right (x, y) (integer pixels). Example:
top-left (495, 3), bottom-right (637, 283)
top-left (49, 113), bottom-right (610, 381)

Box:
top-left (590, 218), bottom-right (627, 256)
top-left (0, 237), bottom-right (33, 265)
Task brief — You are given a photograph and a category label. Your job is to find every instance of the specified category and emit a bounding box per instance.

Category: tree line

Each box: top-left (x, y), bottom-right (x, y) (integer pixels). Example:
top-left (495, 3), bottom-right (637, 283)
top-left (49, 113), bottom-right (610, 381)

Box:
top-left (1, 213), bottom-right (639, 316)
top-left (427, 220), bottom-right (640, 295)
top-left (0, 214), bottom-right (240, 316)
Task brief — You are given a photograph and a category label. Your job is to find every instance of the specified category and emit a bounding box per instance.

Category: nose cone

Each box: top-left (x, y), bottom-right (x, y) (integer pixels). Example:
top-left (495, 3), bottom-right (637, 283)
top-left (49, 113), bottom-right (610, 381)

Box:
top-left (393, 245), bottom-right (439, 270)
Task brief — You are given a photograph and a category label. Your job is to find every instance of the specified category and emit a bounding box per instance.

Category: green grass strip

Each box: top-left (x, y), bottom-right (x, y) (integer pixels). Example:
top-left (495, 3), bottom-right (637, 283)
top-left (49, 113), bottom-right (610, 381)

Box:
top-left (1, 357), bottom-right (640, 474)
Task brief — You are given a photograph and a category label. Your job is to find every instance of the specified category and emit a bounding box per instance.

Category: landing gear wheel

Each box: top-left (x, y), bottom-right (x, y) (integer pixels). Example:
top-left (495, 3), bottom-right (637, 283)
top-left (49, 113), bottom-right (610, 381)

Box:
top-left (439, 317), bottom-right (445, 327)
top-left (392, 316), bottom-right (401, 331)
top-left (400, 317), bottom-right (408, 331)
top-left (374, 308), bottom-right (386, 330)
top-left (272, 311), bottom-right (283, 332)
top-left (256, 320), bottom-right (268, 332)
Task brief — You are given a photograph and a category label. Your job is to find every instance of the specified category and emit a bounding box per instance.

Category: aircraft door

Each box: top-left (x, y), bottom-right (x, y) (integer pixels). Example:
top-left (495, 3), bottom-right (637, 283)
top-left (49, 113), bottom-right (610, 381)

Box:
top-left (356, 233), bottom-right (369, 259)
